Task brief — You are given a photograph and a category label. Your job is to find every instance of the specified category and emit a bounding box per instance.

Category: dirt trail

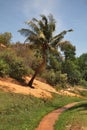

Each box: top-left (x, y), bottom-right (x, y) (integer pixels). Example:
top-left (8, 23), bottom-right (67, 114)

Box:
top-left (35, 102), bottom-right (78, 130)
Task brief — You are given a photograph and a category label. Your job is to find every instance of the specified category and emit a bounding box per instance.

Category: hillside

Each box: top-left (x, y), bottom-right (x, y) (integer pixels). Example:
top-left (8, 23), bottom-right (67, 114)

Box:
top-left (0, 77), bottom-right (82, 98)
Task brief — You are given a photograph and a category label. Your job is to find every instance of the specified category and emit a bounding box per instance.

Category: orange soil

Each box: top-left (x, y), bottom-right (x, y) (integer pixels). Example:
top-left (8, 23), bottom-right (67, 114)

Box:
top-left (0, 76), bottom-right (82, 98)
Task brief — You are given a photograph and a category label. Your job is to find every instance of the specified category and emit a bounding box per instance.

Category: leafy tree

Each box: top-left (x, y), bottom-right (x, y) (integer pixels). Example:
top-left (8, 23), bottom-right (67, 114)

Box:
top-left (62, 60), bottom-right (81, 85)
top-left (19, 14), bottom-right (73, 87)
top-left (58, 41), bottom-right (76, 61)
top-left (47, 54), bottom-right (61, 71)
top-left (77, 53), bottom-right (87, 81)
top-left (0, 32), bottom-right (12, 46)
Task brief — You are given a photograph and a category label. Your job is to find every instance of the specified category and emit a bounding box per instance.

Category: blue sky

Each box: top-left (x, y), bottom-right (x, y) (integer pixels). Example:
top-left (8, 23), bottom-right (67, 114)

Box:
top-left (0, 0), bottom-right (87, 56)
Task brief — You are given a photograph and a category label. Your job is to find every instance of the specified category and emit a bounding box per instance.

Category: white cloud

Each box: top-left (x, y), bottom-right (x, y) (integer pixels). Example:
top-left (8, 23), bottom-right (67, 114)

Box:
top-left (20, 0), bottom-right (64, 33)
top-left (21, 0), bottom-right (59, 18)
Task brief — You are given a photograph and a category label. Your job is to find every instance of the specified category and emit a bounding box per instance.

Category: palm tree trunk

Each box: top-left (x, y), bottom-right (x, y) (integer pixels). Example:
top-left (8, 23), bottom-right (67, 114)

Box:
top-left (27, 70), bottom-right (38, 88)
top-left (28, 44), bottom-right (47, 88)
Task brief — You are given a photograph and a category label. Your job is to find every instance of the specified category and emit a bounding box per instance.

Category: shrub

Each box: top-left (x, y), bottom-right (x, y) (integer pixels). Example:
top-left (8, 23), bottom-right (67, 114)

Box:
top-left (42, 69), bottom-right (67, 87)
top-left (46, 69), bottom-right (56, 85)
top-left (80, 80), bottom-right (87, 88)
top-left (0, 50), bottom-right (28, 80)
top-left (0, 59), bottom-right (9, 77)
top-left (68, 69), bottom-right (81, 85)
top-left (9, 58), bottom-right (28, 80)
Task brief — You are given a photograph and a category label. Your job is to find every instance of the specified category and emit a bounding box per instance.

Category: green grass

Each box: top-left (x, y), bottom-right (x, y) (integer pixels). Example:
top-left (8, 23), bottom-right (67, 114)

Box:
top-left (79, 90), bottom-right (87, 97)
top-left (0, 90), bottom-right (83, 130)
top-left (54, 101), bottom-right (87, 130)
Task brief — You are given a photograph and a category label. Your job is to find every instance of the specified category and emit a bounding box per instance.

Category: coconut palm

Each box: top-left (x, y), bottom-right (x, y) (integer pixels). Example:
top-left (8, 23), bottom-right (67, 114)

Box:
top-left (19, 14), bottom-right (73, 88)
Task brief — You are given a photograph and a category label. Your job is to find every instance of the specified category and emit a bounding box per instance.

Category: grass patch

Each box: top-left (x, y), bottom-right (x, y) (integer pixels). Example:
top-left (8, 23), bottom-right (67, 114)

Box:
top-left (54, 101), bottom-right (87, 130)
top-left (0, 90), bottom-right (83, 130)
top-left (79, 90), bottom-right (87, 97)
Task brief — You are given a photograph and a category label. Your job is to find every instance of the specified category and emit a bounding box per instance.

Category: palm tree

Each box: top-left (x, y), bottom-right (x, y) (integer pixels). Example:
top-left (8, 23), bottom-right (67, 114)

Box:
top-left (19, 14), bottom-right (73, 88)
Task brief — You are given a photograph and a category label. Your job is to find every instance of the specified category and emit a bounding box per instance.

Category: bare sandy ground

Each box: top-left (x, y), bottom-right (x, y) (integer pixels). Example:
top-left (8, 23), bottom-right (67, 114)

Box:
top-left (0, 76), bottom-right (82, 98)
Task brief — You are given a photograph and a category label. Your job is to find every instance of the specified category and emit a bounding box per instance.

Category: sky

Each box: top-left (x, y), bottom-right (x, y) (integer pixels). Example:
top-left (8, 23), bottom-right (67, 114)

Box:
top-left (0, 0), bottom-right (87, 56)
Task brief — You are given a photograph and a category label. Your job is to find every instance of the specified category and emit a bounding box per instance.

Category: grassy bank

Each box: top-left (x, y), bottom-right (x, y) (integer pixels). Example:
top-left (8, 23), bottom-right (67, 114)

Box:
top-left (0, 90), bottom-right (82, 130)
top-left (54, 101), bottom-right (87, 130)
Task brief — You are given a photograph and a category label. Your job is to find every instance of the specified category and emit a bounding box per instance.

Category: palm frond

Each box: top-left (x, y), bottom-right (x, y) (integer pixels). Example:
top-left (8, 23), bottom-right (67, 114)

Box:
top-left (32, 18), bottom-right (38, 22)
top-left (50, 29), bottom-right (73, 47)
top-left (24, 34), bottom-right (38, 43)
top-left (25, 20), bottom-right (39, 34)
top-left (50, 36), bottom-right (64, 47)
top-left (48, 14), bottom-right (56, 32)
top-left (18, 29), bottom-right (36, 37)
top-left (39, 15), bottom-right (55, 42)
top-left (38, 20), bottom-right (45, 30)
top-left (40, 14), bottom-right (48, 25)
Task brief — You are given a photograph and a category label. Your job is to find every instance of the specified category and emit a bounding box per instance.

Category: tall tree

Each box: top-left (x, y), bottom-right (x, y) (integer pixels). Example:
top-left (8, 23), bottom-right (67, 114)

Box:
top-left (19, 14), bottom-right (73, 88)
top-left (78, 53), bottom-right (87, 81)
top-left (58, 41), bottom-right (76, 61)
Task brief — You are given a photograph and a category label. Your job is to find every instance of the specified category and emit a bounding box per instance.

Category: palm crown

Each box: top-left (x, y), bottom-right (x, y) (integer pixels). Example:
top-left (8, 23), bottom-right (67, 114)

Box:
top-left (19, 14), bottom-right (72, 52)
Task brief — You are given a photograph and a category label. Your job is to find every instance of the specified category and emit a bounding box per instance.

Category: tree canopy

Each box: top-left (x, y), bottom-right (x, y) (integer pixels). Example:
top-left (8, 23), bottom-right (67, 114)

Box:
top-left (0, 32), bottom-right (12, 46)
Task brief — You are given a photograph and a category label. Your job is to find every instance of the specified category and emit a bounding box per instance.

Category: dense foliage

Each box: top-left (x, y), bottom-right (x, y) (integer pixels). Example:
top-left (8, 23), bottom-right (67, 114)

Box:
top-left (0, 49), bottom-right (28, 80)
top-left (0, 32), bottom-right (12, 46)
top-left (0, 41), bottom-right (87, 87)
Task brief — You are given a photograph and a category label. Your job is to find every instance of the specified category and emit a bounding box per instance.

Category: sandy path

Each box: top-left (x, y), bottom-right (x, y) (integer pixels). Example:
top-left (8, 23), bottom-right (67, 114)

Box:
top-left (35, 102), bottom-right (78, 130)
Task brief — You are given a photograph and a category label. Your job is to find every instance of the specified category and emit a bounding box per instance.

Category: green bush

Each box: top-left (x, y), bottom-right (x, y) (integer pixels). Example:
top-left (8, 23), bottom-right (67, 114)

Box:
top-left (62, 60), bottom-right (81, 85)
top-left (68, 69), bottom-right (81, 85)
top-left (42, 69), bottom-right (67, 87)
top-left (9, 58), bottom-right (28, 80)
top-left (46, 69), bottom-right (56, 85)
top-left (0, 59), bottom-right (9, 77)
top-left (0, 50), bottom-right (28, 80)
top-left (80, 80), bottom-right (87, 87)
